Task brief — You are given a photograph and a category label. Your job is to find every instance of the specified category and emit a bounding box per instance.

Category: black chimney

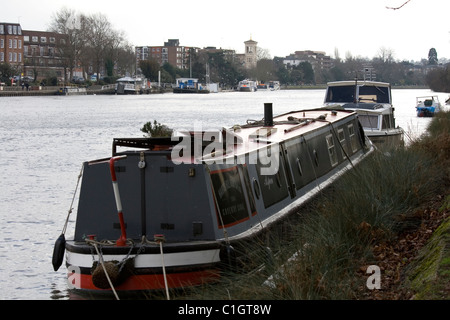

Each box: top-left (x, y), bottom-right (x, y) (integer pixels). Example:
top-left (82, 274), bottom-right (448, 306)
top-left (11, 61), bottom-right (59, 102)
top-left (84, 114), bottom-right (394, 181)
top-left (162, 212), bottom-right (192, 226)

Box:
top-left (264, 103), bottom-right (273, 127)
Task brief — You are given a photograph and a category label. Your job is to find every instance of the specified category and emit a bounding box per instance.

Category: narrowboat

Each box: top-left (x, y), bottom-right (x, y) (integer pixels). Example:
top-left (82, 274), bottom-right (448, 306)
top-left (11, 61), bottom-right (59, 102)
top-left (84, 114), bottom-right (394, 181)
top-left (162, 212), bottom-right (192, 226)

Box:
top-left (52, 103), bottom-right (373, 297)
top-left (324, 80), bottom-right (404, 149)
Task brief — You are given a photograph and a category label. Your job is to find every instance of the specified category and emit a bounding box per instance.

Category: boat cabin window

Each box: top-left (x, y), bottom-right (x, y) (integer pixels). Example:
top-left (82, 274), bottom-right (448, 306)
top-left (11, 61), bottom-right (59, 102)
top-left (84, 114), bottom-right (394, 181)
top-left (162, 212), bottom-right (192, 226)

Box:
top-left (359, 85), bottom-right (390, 104)
top-left (326, 134), bottom-right (338, 167)
top-left (381, 114), bottom-right (395, 129)
top-left (348, 124), bottom-right (358, 153)
top-left (358, 115), bottom-right (379, 130)
top-left (337, 128), bottom-right (349, 156)
top-left (424, 99), bottom-right (433, 107)
top-left (325, 84), bottom-right (390, 104)
top-left (325, 85), bottom-right (355, 103)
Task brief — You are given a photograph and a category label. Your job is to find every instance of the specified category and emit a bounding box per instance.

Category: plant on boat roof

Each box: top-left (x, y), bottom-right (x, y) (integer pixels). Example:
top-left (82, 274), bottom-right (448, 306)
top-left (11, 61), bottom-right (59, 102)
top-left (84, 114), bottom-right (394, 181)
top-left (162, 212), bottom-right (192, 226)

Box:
top-left (141, 120), bottom-right (173, 137)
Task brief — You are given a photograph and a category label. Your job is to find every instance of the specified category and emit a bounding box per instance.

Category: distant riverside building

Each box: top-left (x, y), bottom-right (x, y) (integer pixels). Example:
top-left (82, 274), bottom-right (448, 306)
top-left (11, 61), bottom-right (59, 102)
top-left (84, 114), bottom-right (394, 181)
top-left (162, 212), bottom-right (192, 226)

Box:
top-left (22, 29), bottom-right (66, 82)
top-left (136, 38), bottom-right (259, 72)
top-left (283, 50), bottom-right (333, 71)
top-left (1, 22), bottom-right (66, 83)
top-left (0, 22), bottom-right (23, 69)
top-left (236, 38), bottom-right (258, 69)
top-left (135, 39), bottom-right (198, 71)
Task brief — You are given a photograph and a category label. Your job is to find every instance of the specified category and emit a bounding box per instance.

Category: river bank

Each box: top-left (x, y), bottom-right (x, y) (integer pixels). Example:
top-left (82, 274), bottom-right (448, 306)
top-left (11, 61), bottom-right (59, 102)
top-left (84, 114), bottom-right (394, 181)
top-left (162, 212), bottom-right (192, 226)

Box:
top-left (0, 84), bottom-right (431, 97)
top-left (184, 110), bottom-right (450, 300)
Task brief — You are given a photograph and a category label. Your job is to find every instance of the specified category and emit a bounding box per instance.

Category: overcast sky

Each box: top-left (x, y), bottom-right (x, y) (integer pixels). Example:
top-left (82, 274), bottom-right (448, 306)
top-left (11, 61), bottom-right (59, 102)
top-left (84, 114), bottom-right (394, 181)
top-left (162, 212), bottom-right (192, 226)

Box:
top-left (2, 0), bottom-right (449, 62)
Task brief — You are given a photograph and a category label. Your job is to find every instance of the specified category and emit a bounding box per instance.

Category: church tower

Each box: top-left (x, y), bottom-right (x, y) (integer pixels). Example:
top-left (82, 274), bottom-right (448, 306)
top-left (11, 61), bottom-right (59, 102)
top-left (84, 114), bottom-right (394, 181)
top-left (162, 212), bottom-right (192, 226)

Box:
top-left (244, 37), bottom-right (258, 69)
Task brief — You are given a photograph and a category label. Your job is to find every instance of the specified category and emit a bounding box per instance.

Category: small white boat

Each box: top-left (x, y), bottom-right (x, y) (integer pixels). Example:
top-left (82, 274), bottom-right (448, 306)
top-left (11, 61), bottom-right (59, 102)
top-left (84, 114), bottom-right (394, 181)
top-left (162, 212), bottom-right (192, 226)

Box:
top-left (238, 79), bottom-right (257, 92)
top-left (115, 77), bottom-right (149, 94)
top-left (268, 81), bottom-right (280, 91)
top-left (416, 96), bottom-right (441, 117)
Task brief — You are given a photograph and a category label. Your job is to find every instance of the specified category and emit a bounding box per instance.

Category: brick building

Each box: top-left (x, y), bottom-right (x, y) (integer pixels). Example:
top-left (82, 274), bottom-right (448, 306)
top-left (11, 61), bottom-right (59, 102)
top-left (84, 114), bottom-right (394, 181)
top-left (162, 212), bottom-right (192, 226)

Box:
top-left (283, 50), bottom-right (333, 71)
top-left (22, 29), bottom-right (66, 82)
top-left (1, 22), bottom-right (67, 83)
top-left (0, 22), bottom-right (24, 74)
top-left (136, 39), bottom-right (197, 72)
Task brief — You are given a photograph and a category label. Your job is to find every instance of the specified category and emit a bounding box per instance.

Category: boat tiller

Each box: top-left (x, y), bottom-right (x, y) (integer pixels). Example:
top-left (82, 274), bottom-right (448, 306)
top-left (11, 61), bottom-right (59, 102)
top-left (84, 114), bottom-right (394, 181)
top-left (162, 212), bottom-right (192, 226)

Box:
top-left (109, 155), bottom-right (128, 246)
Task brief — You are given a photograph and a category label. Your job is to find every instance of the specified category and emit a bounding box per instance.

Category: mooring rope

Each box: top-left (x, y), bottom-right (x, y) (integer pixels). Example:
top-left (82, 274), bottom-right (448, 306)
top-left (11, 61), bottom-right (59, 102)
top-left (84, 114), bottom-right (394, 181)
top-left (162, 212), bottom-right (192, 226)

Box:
top-left (91, 241), bottom-right (120, 300)
top-left (154, 235), bottom-right (170, 300)
top-left (61, 164), bottom-right (84, 235)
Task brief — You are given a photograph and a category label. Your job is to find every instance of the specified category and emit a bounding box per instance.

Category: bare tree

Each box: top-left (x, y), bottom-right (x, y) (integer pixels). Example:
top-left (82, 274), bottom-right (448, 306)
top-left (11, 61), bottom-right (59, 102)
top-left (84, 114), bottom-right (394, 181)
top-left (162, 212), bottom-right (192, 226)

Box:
top-left (48, 7), bottom-right (87, 84)
top-left (83, 13), bottom-right (116, 81)
top-left (50, 8), bottom-right (134, 82)
top-left (377, 47), bottom-right (396, 63)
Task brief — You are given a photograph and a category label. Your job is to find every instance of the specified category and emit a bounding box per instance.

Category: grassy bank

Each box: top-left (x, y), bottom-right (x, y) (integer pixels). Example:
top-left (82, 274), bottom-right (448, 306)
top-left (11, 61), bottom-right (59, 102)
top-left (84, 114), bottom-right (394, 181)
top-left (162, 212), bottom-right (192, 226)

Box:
top-left (184, 110), bottom-right (450, 300)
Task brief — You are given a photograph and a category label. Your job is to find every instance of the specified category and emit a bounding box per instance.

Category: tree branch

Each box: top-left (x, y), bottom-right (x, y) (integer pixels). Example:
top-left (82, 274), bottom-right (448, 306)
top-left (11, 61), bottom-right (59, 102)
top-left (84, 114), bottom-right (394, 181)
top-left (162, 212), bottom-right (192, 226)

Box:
top-left (386, 0), bottom-right (412, 10)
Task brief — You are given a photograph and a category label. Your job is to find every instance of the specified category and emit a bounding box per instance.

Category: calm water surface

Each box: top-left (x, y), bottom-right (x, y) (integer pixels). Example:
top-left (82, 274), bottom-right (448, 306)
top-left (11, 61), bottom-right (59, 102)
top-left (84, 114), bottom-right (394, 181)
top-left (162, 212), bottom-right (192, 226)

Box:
top-left (0, 88), bottom-right (447, 300)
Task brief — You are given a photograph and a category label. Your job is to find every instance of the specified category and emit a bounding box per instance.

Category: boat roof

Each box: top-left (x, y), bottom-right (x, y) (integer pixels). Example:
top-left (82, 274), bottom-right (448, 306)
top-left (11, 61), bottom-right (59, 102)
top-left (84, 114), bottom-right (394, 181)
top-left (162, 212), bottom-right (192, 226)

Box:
top-left (113, 109), bottom-right (358, 164)
top-left (117, 77), bottom-right (142, 82)
top-left (176, 78), bottom-right (198, 82)
top-left (326, 80), bottom-right (390, 87)
top-left (416, 96), bottom-right (439, 99)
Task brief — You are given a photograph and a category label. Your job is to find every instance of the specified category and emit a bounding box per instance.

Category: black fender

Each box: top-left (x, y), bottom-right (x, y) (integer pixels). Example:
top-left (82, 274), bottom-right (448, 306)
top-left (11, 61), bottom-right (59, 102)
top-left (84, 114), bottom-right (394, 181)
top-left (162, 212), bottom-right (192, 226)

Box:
top-left (52, 234), bottom-right (66, 271)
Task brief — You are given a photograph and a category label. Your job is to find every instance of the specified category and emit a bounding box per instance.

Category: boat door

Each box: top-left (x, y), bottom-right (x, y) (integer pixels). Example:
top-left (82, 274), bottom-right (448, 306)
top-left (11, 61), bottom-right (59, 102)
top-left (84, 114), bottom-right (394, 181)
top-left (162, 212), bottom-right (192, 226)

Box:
top-left (253, 142), bottom-right (296, 210)
top-left (279, 142), bottom-right (296, 199)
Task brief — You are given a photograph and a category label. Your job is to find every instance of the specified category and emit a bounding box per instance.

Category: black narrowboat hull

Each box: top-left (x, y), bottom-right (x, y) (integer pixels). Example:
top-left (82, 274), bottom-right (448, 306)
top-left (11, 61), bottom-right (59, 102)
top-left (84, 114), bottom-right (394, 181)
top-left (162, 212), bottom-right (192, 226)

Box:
top-left (57, 105), bottom-right (374, 295)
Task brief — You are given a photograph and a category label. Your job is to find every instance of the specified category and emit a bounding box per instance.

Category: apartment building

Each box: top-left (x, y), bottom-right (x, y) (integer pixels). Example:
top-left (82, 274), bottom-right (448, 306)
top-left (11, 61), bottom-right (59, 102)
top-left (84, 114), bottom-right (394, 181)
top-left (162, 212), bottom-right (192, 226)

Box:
top-left (136, 39), bottom-right (197, 71)
top-left (137, 38), bottom-right (258, 73)
top-left (0, 22), bottom-right (24, 69)
top-left (1, 22), bottom-right (67, 83)
top-left (283, 50), bottom-right (333, 71)
top-left (22, 29), bottom-right (66, 82)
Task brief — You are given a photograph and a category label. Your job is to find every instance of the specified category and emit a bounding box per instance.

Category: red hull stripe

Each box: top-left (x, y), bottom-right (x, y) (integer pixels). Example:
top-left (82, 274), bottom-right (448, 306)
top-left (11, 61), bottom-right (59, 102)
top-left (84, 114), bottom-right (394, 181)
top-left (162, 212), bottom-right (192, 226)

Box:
top-left (69, 269), bottom-right (221, 291)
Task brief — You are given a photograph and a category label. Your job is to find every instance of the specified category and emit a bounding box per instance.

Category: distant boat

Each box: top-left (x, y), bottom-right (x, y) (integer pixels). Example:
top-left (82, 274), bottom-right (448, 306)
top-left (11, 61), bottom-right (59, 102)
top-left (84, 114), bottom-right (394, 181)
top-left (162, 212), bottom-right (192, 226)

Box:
top-left (238, 79), bottom-right (257, 92)
top-left (173, 78), bottom-right (209, 94)
top-left (268, 81), bottom-right (280, 91)
top-left (415, 96), bottom-right (441, 117)
top-left (324, 80), bottom-right (404, 149)
top-left (257, 82), bottom-right (268, 90)
top-left (115, 77), bottom-right (149, 94)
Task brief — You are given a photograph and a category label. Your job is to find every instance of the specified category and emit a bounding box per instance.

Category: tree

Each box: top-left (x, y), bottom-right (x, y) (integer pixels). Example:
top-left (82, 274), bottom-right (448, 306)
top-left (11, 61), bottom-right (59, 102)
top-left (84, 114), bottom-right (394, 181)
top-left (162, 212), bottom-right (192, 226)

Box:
top-left (139, 59), bottom-right (160, 81)
top-left (0, 62), bottom-right (15, 84)
top-left (50, 9), bottom-right (133, 83)
top-left (426, 66), bottom-right (450, 92)
top-left (84, 13), bottom-right (121, 82)
top-left (254, 59), bottom-right (277, 83)
top-left (377, 47), bottom-right (395, 63)
top-left (428, 48), bottom-right (438, 65)
top-left (141, 120), bottom-right (173, 137)
top-left (48, 8), bottom-right (87, 84)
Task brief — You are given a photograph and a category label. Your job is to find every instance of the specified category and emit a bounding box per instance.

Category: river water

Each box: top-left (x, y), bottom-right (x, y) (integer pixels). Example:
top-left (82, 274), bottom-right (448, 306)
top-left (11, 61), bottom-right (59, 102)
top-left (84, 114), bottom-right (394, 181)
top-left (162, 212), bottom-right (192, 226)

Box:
top-left (0, 88), bottom-right (447, 300)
